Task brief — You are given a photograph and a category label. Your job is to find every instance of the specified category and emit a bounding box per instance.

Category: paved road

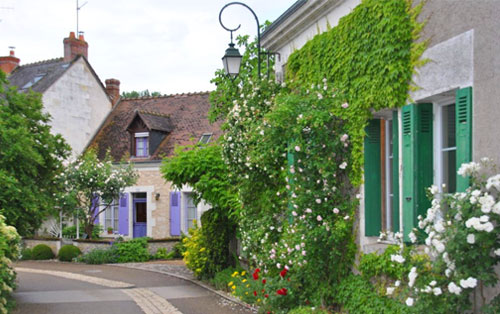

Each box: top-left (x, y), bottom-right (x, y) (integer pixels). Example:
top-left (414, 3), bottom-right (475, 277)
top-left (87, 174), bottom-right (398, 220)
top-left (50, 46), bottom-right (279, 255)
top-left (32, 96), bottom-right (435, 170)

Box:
top-left (13, 261), bottom-right (254, 314)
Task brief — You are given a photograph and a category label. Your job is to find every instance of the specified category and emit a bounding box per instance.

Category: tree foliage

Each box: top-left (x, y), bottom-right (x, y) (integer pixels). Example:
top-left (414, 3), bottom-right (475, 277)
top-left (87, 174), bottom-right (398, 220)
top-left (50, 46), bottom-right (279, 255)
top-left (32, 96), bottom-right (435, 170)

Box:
top-left (161, 143), bottom-right (239, 218)
top-left (56, 150), bottom-right (137, 238)
top-left (121, 89), bottom-right (163, 98)
top-left (0, 70), bottom-right (70, 235)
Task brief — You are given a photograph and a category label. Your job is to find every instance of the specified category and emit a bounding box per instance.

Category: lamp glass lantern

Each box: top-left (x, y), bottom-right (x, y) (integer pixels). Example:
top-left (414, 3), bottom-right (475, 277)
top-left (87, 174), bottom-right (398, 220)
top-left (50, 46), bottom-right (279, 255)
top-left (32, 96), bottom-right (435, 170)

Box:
top-left (222, 42), bottom-right (242, 78)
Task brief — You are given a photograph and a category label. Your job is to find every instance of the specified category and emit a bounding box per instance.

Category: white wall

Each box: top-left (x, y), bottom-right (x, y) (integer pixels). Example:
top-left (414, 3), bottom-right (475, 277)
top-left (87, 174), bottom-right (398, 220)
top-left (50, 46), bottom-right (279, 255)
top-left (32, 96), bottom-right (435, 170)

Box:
top-left (42, 57), bottom-right (111, 157)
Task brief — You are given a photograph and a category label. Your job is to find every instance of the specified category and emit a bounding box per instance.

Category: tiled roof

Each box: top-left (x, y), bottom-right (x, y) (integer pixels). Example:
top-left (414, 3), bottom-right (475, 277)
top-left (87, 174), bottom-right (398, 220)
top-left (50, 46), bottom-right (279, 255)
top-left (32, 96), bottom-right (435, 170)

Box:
top-left (8, 58), bottom-right (69, 93)
top-left (88, 91), bottom-right (222, 161)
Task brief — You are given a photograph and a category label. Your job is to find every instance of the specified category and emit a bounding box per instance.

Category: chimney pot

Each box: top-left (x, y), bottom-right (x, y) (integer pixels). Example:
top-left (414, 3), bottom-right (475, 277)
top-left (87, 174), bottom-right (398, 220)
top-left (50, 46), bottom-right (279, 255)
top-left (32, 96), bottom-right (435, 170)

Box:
top-left (63, 31), bottom-right (88, 62)
top-left (105, 78), bottom-right (121, 107)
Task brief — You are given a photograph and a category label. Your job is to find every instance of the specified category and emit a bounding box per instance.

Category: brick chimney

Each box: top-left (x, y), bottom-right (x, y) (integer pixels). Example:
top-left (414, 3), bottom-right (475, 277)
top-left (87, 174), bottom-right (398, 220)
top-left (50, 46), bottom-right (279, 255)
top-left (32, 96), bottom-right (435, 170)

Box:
top-left (0, 49), bottom-right (20, 74)
top-left (63, 32), bottom-right (88, 62)
top-left (105, 78), bottom-right (120, 106)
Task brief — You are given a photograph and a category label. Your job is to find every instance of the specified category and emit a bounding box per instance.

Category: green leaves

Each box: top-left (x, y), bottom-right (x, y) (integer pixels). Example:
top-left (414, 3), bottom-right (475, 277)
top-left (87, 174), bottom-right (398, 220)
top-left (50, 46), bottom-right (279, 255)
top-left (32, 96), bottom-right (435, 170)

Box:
top-left (0, 71), bottom-right (70, 236)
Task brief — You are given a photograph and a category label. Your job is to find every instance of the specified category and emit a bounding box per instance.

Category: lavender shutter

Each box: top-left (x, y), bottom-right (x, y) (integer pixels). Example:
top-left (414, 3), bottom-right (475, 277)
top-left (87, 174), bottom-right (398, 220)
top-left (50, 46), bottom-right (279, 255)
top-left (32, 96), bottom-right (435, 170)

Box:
top-left (170, 192), bottom-right (181, 236)
top-left (92, 195), bottom-right (99, 224)
top-left (118, 193), bottom-right (129, 235)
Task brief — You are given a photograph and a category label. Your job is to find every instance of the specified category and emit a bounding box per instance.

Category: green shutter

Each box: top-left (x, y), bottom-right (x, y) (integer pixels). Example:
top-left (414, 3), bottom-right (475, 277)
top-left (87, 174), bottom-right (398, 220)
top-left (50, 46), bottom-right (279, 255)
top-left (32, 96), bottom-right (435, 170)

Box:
top-left (364, 119), bottom-right (381, 236)
top-left (402, 103), bottom-right (433, 242)
top-left (392, 110), bottom-right (400, 232)
top-left (456, 87), bottom-right (472, 192)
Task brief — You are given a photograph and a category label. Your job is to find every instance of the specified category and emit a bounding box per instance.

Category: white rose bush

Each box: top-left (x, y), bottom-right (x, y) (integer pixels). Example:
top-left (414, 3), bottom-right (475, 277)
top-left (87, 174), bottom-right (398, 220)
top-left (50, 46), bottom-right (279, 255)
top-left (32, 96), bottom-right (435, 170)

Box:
top-left (0, 215), bottom-right (19, 313)
top-left (378, 158), bottom-right (500, 313)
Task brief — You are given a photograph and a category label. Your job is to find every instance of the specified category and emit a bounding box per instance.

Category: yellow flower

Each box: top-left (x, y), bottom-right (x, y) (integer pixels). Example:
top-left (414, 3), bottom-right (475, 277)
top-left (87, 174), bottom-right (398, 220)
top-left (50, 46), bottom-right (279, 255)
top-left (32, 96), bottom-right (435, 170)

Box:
top-left (231, 285), bottom-right (236, 290)
top-left (241, 271), bottom-right (246, 276)
top-left (245, 292), bottom-right (249, 295)
top-left (228, 281), bottom-right (234, 287)
top-left (242, 279), bottom-right (247, 283)
top-left (257, 298), bottom-right (261, 303)
top-left (246, 284), bottom-right (250, 288)
top-left (200, 247), bottom-right (206, 252)
top-left (231, 271), bottom-right (239, 277)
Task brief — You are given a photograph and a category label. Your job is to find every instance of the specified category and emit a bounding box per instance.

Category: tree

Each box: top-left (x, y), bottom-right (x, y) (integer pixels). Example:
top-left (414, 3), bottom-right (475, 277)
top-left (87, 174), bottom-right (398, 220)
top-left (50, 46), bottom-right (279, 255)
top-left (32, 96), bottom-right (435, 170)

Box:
top-left (0, 70), bottom-right (70, 236)
top-left (57, 150), bottom-right (137, 238)
top-left (121, 89), bottom-right (163, 98)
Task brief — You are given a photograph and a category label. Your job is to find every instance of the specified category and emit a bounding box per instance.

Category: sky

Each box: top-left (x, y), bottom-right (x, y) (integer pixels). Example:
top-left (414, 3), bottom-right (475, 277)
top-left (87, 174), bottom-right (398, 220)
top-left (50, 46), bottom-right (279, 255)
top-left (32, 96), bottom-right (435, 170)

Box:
top-left (0, 0), bottom-right (294, 95)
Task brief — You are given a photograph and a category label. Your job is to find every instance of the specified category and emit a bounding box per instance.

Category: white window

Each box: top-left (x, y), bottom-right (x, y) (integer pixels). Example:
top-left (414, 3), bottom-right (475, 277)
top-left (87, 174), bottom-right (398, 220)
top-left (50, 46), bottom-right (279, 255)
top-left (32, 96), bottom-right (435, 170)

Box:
top-left (105, 200), bottom-right (119, 233)
top-left (186, 193), bottom-right (197, 230)
top-left (434, 100), bottom-right (457, 193)
top-left (134, 132), bottom-right (149, 157)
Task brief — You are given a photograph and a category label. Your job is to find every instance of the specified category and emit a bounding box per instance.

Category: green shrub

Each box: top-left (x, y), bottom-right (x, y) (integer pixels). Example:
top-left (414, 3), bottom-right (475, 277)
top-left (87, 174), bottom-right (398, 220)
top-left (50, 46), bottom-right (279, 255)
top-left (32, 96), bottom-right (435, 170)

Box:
top-left (210, 267), bottom-right (244, 291)
top-left (171, 236), bottom-right (186, 258)
top-left (20, 247), bottom-right (32, 260)
top-left (31, 244), bottom-right (55, 260)
top-left (58, 245), bottom-right (81, 262)
top-left (62, 224), bottom-right (102, 239)
top-left (78, 248), bottom-right (117, 264)
top-left (182, 221), bottom-right (208, 278)
top-left (153, 248), bottom-right (168, 260)
top-left (288, 307), bottom-right (329, 314)
top-left (200, 208), bottom-right (236, 279)
top-left (113, 237), bottom-right (149, 263)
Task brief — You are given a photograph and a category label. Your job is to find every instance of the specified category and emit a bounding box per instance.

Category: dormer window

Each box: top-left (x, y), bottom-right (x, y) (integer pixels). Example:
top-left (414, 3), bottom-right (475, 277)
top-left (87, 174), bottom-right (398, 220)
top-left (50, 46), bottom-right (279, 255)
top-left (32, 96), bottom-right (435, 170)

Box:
top-left (135, 132), bottom-right (149, 157)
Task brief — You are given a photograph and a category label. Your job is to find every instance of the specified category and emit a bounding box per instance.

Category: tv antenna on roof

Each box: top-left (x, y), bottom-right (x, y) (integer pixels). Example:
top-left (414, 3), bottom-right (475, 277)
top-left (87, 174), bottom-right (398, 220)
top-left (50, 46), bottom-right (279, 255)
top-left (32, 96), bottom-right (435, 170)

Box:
top-left (76, 0), bottom-right (88, 36)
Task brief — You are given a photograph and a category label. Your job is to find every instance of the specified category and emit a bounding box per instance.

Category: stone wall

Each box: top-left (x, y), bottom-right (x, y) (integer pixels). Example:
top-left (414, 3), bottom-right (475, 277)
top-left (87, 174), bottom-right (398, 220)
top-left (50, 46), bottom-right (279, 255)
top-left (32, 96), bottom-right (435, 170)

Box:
top-left (23, 238), bottom-right (61, 255)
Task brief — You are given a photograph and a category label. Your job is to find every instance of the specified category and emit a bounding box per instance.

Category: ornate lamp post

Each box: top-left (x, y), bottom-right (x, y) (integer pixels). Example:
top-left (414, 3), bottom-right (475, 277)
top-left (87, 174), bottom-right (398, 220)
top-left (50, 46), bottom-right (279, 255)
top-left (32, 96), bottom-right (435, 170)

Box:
top-left (219, 2), bottom-right (262, 79)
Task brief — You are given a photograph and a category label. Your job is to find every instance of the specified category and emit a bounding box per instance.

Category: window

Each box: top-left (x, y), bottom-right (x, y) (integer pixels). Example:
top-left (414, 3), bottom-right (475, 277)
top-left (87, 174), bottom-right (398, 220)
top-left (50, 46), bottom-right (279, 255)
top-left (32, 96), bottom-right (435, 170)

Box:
top-left (199, 133), bottom-right (212, 144)
top-left (186, 193), bottom-right (197, 230)
top-left (364, 111), bottom-right (399, 237)
top-left (435, 102), bottom-right (457, 193)
top-left (105, 200), bottom-right (119, 233)
top-left (134, 132), bottom-right (149, 157)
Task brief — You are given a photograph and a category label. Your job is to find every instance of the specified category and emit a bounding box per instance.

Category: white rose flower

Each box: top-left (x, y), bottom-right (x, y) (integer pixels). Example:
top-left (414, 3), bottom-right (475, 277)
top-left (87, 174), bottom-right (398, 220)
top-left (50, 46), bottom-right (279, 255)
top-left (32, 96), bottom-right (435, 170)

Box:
top-left (467, 234), bottom-right (475, 244)
top-left (386, 287), bottom-right (395, 295)
top-left (395, 280), bottom-right (401, 287)
top-left (448, 282), bottom-right (462, 295)
top-left (391, 254), bottom-right (405, 264)
top-left (433, 287), bottom-right (442, 296)
top-left (333, 208), bottom-right (340, 214)
top-left (339, 162), bottom-right (347, 169)
top-left (405, 297), bottom-right (414, 307)
top-left (408, 267), bottom-right (418, 287)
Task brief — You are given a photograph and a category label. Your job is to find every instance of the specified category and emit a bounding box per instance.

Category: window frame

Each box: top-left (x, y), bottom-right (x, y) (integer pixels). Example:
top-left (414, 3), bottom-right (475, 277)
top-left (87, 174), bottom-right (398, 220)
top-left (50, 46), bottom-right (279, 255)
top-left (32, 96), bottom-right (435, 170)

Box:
top-left (134, 132), bottom-right (149, 157)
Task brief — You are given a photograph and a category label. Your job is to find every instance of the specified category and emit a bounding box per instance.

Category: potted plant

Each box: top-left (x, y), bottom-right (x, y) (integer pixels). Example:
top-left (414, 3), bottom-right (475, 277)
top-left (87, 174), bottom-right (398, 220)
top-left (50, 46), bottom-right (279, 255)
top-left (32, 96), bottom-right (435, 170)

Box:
top-left (107, 227), bottom-right (113, 234)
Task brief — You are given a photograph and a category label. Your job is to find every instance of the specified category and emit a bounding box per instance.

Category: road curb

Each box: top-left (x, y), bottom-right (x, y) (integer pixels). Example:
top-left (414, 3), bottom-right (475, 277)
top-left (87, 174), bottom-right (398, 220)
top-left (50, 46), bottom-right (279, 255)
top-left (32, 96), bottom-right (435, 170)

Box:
top-left (109, 263), bottom-right (257, 312)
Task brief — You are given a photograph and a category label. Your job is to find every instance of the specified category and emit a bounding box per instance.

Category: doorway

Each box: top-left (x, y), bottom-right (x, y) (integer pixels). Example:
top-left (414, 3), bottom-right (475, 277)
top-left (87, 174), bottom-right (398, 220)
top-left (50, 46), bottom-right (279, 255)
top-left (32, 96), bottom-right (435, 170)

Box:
top-left (133, 193), bottom-right (147, 238)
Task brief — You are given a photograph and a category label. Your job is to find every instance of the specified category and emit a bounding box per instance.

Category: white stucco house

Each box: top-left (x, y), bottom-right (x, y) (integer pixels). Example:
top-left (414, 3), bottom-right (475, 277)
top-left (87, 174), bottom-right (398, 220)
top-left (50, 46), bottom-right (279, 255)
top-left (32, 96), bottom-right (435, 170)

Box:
top-left (0, 32), bottom-right (117, 157)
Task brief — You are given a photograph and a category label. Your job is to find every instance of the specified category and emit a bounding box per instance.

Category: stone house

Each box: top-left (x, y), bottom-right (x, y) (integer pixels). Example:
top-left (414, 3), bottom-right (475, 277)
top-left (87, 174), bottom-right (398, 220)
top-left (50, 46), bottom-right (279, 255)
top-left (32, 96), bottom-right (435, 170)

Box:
top-left (261, 0), bottom-right (500, 252)
top-left (0, 32), bottom-right (116, 156)
top-left (87, 91), bottom-right (222, 239)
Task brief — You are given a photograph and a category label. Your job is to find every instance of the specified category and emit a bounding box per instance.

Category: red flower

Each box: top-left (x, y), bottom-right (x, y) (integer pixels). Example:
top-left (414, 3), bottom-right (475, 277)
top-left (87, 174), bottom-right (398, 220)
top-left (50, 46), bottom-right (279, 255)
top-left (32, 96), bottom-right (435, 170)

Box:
top-left (265, 294), bottom-right (269, 298)
top-left (262, 279), bottom-right (267, 284)
top-left (253, 268), bottom-right (260, 280)
top-left (253, 291), bottom-right (257, 296)
top-left (280, 268), bottom-right (288, 278)
top-left (276, 288), bottom-right (288, 296)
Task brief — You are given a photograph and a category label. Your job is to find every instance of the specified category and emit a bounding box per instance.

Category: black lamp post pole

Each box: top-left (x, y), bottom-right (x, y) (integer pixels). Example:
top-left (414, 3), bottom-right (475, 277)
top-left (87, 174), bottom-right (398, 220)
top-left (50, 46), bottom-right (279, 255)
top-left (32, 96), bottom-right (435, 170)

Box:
top-left (219, 2), bottom-right (261, 79)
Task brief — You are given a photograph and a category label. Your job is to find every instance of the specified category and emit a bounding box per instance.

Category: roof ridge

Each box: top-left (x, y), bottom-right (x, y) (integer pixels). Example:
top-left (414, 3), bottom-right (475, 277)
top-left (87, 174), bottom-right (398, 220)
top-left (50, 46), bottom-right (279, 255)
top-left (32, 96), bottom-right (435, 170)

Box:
top-left (137, 110), bottom-right (170, 118)
top-left (18, 57), bottom-right (65, 68)
top-left (122, 90), bottom-right (211, 100)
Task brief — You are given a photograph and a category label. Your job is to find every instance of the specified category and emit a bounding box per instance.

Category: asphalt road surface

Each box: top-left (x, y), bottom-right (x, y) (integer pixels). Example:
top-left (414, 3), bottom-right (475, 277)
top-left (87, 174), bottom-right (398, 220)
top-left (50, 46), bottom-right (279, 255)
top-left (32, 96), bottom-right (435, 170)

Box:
top-left (13, 261), bottom-right (255, 314)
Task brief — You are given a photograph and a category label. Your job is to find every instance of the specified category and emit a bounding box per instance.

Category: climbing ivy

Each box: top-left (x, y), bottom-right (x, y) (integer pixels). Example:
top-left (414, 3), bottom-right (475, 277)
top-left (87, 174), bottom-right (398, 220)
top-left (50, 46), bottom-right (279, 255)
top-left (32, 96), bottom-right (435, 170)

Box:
top-left (287, 0), bottom-right (424, 185)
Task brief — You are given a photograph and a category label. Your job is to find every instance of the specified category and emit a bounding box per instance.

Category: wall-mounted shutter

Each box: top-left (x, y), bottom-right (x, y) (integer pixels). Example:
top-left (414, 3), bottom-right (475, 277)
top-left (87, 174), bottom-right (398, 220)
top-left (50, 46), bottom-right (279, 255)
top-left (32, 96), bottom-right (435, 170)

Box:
top-left (402, 103), bottom-right (433, 242)
top-left (456, 87), bottom-right (472, 192)
top-left (170, 191), bottom-right (181, 236)
top-left (392, 110), bottom-right (400, 232)
top-left (118, 193), bottom-right (129, 235)
top-left (92, 195), bottom-right (99, 224)
top-left (364, 119), bottom-right (381, 236)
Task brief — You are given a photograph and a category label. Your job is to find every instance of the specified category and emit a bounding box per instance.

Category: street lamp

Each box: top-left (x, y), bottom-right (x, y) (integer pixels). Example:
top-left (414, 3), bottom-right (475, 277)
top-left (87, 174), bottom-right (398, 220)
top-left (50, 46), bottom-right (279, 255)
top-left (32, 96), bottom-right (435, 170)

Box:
top-left (221, 32), bottom-right (243, 79)
top-left (219, 2), bottom-right (261, 79)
